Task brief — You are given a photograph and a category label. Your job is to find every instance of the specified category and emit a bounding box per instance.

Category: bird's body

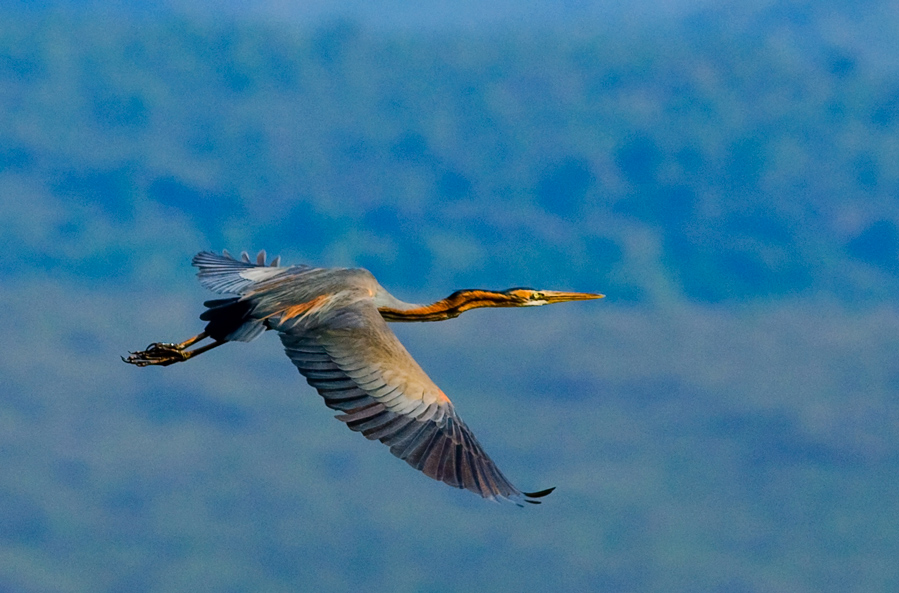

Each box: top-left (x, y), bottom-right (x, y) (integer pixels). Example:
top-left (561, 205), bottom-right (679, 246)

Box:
top-left (126, 250), bottom-right (602, 505)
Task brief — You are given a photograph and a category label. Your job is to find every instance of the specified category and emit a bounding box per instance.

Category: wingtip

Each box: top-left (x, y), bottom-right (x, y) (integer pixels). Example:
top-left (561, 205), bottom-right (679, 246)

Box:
top-left (522, 486), bottom-right (556, 500)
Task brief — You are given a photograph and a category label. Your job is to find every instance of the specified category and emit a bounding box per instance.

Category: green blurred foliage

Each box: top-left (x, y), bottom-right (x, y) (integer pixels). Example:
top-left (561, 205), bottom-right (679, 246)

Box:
top-left (2, 6), bottom-right (898, 305)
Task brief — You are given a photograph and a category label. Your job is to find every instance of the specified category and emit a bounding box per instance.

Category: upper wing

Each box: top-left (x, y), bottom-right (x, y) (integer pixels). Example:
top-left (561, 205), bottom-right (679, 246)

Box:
top-left (271, 302), bottom-right (553, 504)
top-left (193, 250), bottom-right (304, 295)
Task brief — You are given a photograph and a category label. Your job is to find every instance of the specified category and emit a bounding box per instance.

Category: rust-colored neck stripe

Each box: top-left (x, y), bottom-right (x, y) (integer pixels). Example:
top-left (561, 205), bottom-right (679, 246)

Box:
top-left (379, 290), bottom-right (515, 322)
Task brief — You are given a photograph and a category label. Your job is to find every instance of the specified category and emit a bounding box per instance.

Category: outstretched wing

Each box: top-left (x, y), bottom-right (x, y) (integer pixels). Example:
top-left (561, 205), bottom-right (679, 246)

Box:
top-left (272, 302), bottom-right (553, 504)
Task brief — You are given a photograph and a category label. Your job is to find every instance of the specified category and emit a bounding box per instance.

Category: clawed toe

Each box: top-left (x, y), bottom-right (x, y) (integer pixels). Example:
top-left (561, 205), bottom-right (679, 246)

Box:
top-left (123, 332), bottom-right (219, 367)
top-left (146, 342), bottom-right (178, 352)
top-left (123, 344), bottom-right (188, 367)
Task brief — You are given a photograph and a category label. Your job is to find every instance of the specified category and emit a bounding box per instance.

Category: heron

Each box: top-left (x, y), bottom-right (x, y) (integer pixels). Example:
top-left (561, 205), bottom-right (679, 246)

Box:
top-left (125, 250), bottom-right (603, 505)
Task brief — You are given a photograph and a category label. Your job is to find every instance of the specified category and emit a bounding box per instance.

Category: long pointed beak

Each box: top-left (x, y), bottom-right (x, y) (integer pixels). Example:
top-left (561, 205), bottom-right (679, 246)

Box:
top-left (541, 290), bottom-right (605, 304)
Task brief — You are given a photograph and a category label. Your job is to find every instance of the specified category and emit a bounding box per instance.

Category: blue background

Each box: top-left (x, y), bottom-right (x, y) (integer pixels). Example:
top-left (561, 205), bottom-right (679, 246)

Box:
top-left (1, 1), bottom-right (898, 591)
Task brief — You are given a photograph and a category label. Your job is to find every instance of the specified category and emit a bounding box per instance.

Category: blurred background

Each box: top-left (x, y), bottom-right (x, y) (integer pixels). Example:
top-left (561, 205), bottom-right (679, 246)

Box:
top-left (2, 0), bottom-right (899, 591)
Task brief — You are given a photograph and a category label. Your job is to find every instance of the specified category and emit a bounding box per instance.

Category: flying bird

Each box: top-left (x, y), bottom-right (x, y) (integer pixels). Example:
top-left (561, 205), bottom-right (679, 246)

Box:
top-left (125, 250), bottom-right (603, 505)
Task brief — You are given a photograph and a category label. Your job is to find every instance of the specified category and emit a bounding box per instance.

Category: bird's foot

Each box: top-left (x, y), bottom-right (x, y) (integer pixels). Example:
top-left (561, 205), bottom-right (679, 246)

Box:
top-left (123, 342), bottom-right (189, 367)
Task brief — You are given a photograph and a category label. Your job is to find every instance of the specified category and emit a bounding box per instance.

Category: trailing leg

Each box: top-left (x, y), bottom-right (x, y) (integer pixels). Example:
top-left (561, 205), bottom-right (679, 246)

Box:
top-left (123, 332), bottom-right (225, 367)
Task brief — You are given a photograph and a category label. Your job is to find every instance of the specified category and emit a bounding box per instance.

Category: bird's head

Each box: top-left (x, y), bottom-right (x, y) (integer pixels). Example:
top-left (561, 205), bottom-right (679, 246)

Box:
top-left (501, 288), bottom-right (605, 306)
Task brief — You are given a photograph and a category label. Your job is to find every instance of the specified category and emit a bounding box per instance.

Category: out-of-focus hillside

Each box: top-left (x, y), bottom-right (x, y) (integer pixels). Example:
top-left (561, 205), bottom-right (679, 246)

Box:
top-left (2, 3), bottom-right (899, 593)
top-left (2, 3), bottom-right (899, 303)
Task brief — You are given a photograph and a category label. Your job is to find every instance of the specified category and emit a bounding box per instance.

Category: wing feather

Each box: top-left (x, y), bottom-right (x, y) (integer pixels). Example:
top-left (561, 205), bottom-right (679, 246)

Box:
top-left (193, 250), bottom-right (296, 295)
top-left (363, 416), bottom-right (417, 441)
top-left (383, 418), bottom-right (432, 449)
top-left (273, 301), bottom-right (541, 503)
top-left (420, 435), bottom-right (449, 476)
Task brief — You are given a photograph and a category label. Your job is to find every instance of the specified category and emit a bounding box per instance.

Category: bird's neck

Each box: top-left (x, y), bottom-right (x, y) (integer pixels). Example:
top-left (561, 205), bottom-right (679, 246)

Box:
top-left (378, 290), bottom-right (514, 322)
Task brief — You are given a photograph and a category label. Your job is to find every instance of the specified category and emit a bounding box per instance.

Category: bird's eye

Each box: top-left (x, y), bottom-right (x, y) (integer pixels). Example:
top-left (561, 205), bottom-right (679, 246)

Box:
top-left (531, 292), bottom-right (545, 300)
